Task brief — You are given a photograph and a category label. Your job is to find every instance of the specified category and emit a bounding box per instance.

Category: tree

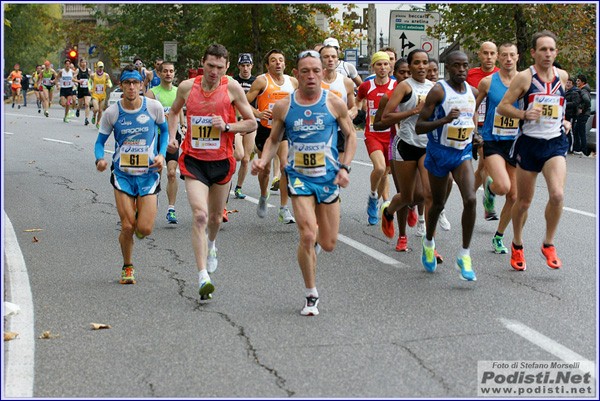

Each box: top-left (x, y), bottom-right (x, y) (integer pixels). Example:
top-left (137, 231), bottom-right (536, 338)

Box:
top-left (3, 3), bottom-right (64, 75)
top-left (428, 3), bottom-right (596, 83)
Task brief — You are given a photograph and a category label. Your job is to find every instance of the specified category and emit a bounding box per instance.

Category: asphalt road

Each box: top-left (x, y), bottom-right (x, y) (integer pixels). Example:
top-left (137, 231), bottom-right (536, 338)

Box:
top-left (3, 102), bottom-right (598, 398)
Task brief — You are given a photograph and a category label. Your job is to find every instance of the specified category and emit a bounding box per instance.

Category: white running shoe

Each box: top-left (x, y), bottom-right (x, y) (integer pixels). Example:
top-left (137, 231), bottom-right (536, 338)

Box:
top-left (207, 248), bottom-right (218, 274)
top-left (438, 210), bottom-right (451, 231)
top-left (301, 296), bottom-right (319, 316)
top-left (257, 195), bottom-right (268, 218)
top-left (278, 206), bottom-right (296, 224)
top-left (416, 219), bottom-right (426, 237)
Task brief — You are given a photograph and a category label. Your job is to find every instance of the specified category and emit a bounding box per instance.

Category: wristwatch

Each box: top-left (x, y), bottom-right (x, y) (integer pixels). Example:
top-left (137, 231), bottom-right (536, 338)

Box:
top-left (339, 163), bottom-right (351, 174)
top-left (224, 124), bottom-right (231, 132)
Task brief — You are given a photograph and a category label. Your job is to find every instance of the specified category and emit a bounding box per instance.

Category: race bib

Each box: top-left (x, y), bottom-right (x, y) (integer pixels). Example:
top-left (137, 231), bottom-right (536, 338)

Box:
top-left (61, 76), bottom-right (73, 88)
top-left (95, 84), bottom-right (105, 94)
top-left (492, 112), bottom-right (519, 137)
top-left (120, 144), bottom-right (149, 174)
top-left (80, 79), bottom-right (88, 88)
top-left (477, 99), bottom-right (487, 123)
top-left (292, 142), bottom-right (326, 177)
top-left (42, 77), bottom-right (52, 86)
top-left (444, 118), bottom-right (474, 150)
top-left (533, 95), bottom-right (560, 119)
top-left (190, 116), bottom-right (221, 149)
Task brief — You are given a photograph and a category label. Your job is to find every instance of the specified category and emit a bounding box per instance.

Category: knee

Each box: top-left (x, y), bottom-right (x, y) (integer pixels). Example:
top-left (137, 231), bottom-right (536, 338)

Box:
top-left (492, 180), bottom-right (511, 196)
top-left (548, 190), bottom-right (564, 206)
top-left (506, 190), bottom-right (517, 205)
top-left (120, 219), bottom-right (135, 236)
top-left (192, 209), bottom-right (209, 228)
top-left (463, 193), bottom-right (477, 211)
top-left (319, 237), bottom-right (337, 253)
top-left (372, 165), bottom-right (386, 177)
top-left (136, 223), bottom-right (153, 237)
top-left (167, 167), bottom-right (177, 182)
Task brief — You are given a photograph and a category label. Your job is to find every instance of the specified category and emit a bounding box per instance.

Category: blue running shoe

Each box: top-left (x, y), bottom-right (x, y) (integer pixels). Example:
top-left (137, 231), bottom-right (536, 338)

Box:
top-left (234, 187), bottom-right (246, 199)
top-left (421, 239), bottom-right (437, 272)
top-left (483, 177), bottom-right (498, 221)
top-left (456, 255), bottom-right (476, 281)
top-left (367, 196), bottom-right (379, 225)
top-left (166, 208), bottom-right (178, 224)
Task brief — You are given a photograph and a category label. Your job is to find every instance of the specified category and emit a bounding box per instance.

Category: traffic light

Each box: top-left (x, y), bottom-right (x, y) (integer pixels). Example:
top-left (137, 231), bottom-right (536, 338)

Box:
top-left (67, 48), bottom-right (78, 64)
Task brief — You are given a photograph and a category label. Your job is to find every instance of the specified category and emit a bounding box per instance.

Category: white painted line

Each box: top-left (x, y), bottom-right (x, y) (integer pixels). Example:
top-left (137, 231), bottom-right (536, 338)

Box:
top-left (338, 233), bottom-right (408, 268)
top-left (350, 160), bottom-right (373, 167)
top-left (499, 318), bottom-right (595, 379)
top-left (5, 132), bottom-right (14, 135)
top-left (43, 137), bottom-right (73, 145)
top-left (3, 212), bottom-right (35, 397)
top-left (562, 207), bottom-right (596, 218)
top-left (234, 194), bottom-right (275, 209)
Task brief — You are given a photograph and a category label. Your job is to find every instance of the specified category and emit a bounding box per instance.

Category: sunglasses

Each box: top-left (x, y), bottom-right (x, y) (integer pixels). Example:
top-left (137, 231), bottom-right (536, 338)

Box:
top-left (296, 50), bottom-right (321, 63)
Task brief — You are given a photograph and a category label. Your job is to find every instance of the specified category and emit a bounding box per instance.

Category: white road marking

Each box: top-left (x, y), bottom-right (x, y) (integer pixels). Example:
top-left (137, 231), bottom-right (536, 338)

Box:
top-left (5, 132), bottom-right (14, 135)
top-left (3, 212), bottom-right (35, 397)
top-left (338, 234), bottom-right (409, 268)
top-left (499, 318), bottom-right (595, 378)
top-left (562, 207), bottom-right (596, 218)
top-left (43, 138), bottom-right (73, 145)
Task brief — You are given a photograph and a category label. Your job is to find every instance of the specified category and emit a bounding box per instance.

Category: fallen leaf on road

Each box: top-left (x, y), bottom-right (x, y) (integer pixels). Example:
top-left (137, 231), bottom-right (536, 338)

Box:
top-left (226, 209), bottom-right (239, 214)
top-left (28, 160), bottom-right (36, 164)
top-left (38, 331), bottom-right (59, 339)
top-left (24, 229), bottom-right (43, 232)
top-left (90, 323), bottom-right (111, 330)
top-left (32, 237), bottom-right (39, 243)
top-left (4, 332), bottom-right (19, 341)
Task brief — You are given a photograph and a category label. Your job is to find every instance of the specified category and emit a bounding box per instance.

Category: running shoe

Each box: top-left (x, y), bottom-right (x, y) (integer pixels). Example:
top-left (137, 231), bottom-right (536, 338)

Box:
top-left (135, 229), bottom-right (146, 239)
top-left (270, 176), bottom-right (280, 191)
top-left (96, 123), bottom-right (100, 129)
top-left (199, 276), bottom-right (215, 300)
top-left (234, 187), bottom-right (246, 199)
top-left (12, 103), bottom-right (14, 108)
top-left (421, 239), bottom-right (437, 272)
top-left (434, 249), bottom-right (444, 264)
top-left (456, 255), bottom-right (477, 281)
top-left (416, 219), bottom-right (426, 237)
top-left (278, 206), bottom-right (296, 224)
top-left (18, 105), bottom-right (21, 109)
top-left (63, 117), bottom-right (69, 123)
top-left (407, 206), bottom-right (418, 227)
top-left (395, 235), bottom-right (408, 252)
top-left (207, 248), bottom-right (218, 274)
top-left (510, 243), bottom-right (527, 271)
top-left (300, 296), bottom-right (319, 316)
top-left (257, 195), bottom-right (268, 218)
top-left (492, 235), bottom-right (508, 254)
top-left (541, 244), bottom-right (562, 269)
top-left (380, 201), bottom-right (394, 238)
top-left (367, 196), bottom-right (379, 225)
top-left (483, 177), bottom-right (498, 221)
top-left (222, 208), bottom-right (229, 223)
top-left (315, 242), bottom-right (322, 255)
top-left (44, 110), bottom-right (49, 117)
top-left (85, 118), bottom-right (89, 126)
top-left (68, 110), bottom-right (75, 118)
top-left (166, 208), bottom-right (178, 224)
top-left (91, 116), bottom-right (96, 125)
top-left (438, 209), bottom-right (451, 231)
top-left (38, 108), bottom-right (41, 114)
top-left (120, 265), bottom-right (136, 284)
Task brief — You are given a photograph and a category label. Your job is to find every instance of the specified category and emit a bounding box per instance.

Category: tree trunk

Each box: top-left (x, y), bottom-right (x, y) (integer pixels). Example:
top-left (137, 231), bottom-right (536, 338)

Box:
top-left (250, 5), bottom-right (263, 74)
top-left (514, 5), bottom-right (529, 71)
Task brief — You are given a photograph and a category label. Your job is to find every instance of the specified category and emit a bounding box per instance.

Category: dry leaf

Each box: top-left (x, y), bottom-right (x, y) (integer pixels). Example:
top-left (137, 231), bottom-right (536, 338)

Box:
top-left (28, 160), bottom-right (36, 164)
top-left (4, 332), bottom-right (19, 341)
top-left (38, 330), bottom-right (59, 339)
top-left (226, 209), bottom-right (238, 214)
top-left (90, 323), bottom-right (111, 330)
top-left (32, 236), bottom-right (39, 243)
top-left (24, 228), bottom-right (43, 232)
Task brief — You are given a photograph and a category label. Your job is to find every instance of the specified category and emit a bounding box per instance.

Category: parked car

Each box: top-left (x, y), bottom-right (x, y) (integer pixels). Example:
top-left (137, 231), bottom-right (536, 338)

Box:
top-left (107, 87), bottom-right (123, 107)
top-left (585, 91), bottom-right (596, 153)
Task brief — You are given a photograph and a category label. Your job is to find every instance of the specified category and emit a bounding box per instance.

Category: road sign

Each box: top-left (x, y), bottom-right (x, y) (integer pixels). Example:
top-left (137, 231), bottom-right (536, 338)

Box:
top-left (344, 49), bottom-right (358, 68)
top-left (163, 41), bottom-right (178, 62)
top-left (389, 10), bottom-right (440, 60)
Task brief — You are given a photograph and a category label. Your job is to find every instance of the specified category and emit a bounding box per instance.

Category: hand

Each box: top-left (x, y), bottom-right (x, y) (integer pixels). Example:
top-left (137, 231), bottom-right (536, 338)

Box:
top-left (472, 132), bottom-right (483, 146)
top-left (525, 107), bottom-right (542, 121)
top-left (563, 120), bottom-right (572, 133)
top-left (211, 114), bottom-right (226, 131)
top-left (333, 169), bottom-right (350, 188)
top-left (167, 138), bottom-right (179, 154)
top-left (260, 109), bottom-right (272, 120)
top-left (445, 108), bottom-right (461, 122)
top-left (96, 159), bottom-right (108, 172)
top-left (251, 158), bottom-right (266, 176)
top-left (150, 154), bottom-right (165, 173)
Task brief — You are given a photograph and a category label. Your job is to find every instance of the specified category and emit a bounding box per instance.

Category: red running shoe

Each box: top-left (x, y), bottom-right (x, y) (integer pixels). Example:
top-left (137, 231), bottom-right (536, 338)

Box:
top-left (541, 245), bottom-right (562, 269)
top-left (395, 235), bottom-right (408, 252)
top-left (510, 243), bottom-right (527, 271)
top-left (407, 206), bottom-right (418, 227)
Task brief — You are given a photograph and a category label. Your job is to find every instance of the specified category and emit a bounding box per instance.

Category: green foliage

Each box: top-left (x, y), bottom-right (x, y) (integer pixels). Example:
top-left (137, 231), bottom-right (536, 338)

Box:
top-left (427, 3), bottom-right (596, 85)
top-left (3, 4), bottom-right (64, 75)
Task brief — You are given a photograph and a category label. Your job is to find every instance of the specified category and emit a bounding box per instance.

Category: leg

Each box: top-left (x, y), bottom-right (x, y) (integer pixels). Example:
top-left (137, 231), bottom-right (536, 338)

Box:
top-left (451, 160), bottom-right (476, 249)
top-left (166, 160), bottom-right (179, 210)
top-left (185, 179), bottom-right (210, 272)
top-left (113, 190), bottom-right (137, 266)
top-left (235, 131), bottom-right (256, 190)
top-left (541, 156), bottom-right (567, 245)
top-left (511, 166), bottom-right (538, 246)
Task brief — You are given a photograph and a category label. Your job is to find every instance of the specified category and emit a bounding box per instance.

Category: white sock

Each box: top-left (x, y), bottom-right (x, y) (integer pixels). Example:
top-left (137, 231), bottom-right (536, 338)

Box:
top-left (424, 237), bottom-right (435, 248)
top-left (458, 247), bottom-right (470, 258)
top-left (418, 214), bottom-right (425, 222)
top-left (370, 191), bottom-right (378, 199)
top-left (207, 240), bottom-right (216, 250)
top-left (168, 205), bottom-right (175, 210)
top-left (305, 288), bottom-right (318, 298)
top-left (199, 270), bottom-right (209, 284)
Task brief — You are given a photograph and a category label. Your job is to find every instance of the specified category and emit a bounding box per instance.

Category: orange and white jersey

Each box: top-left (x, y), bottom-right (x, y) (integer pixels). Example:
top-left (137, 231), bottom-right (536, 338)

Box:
top-left (256, 73), bottom-right (294, 128)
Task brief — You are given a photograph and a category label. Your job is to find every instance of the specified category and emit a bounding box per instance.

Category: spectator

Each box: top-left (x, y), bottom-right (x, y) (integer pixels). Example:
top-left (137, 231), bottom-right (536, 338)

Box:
top-left (20, 72), bottom-right (29, 107)
top-left (573, 74), bottom-right (592, 155)
top-left (564, 77), bottom-right (582, 153)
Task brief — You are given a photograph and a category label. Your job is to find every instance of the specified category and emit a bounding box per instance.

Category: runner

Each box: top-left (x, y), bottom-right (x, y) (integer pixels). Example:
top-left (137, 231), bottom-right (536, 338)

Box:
top-left (497, 30), bottom-right (569, 271)
top-left (40, 61), bottom-right (57, 117)
top-left (32, 65), bottom-right (43, 113)
top-left (55, 59), bottom-right (76, 123)
top-left (146, 61), bottom-right (185, 225)
top-left (246, 49), bottom-right (299, 223)
top-left (251, 49), bottom-right (357, 316)
top-left (90, 61), bottom-right (113, 129)
top-left (75, 58), bottom-right (93, 125)
top-left (475, 42), bottom-right (521, 255)
top-left (9, 63), bottom-right (23, 109)
top-left (232, 53), bottom-right (257, 200)
top-left (414, 51), bottom-right (480, 281)
top-left (166, 44), bottom-right (257, 300)
top-left (356, 51), bottom-right (396, 225)
top-left (94, 64), bottom-right (168, 285)
top-left (323, 37), bottom-right (363, 87)
top-left (147, 57), bottom-right (163, 90)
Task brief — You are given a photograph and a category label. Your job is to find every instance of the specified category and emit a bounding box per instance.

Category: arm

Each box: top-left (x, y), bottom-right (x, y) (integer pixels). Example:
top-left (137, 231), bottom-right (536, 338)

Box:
top-left (380, 81), bottom-right (420, 129)
top-left (166, 78), bottom-right (193, 153)
top-left (475, 76), bottom-right (491, 109)
top-left (245, 75), bottom-right (267, 119)
top-left (497, 70), bottom-right (540, 121)
top-left (227, 80), bottom-right (258, 134)
top-left (331, 94), bottom-right (357, 188)
top-left (344, 77), bottom-right (358, 120)
top-left (415, 84), bottom-right (457, 135)
top-left (251, 97), bottom-right (289, 176)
